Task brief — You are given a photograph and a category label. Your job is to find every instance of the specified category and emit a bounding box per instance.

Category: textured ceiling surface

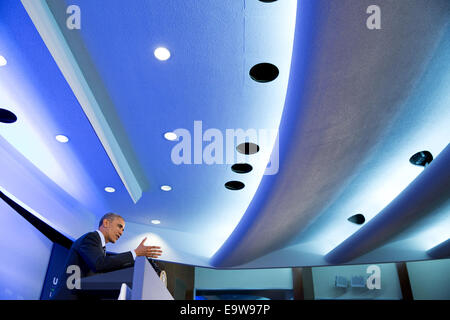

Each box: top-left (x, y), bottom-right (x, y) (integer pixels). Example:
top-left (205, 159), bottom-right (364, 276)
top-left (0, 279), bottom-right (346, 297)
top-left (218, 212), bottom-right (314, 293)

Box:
top-left (0, 0), bottom-right (449, 268)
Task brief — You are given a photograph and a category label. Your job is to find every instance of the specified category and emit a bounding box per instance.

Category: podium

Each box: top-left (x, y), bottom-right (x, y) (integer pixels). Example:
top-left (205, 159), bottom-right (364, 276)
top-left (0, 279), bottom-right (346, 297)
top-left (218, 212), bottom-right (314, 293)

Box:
top-left (78, 257), bottom-right (173, 300)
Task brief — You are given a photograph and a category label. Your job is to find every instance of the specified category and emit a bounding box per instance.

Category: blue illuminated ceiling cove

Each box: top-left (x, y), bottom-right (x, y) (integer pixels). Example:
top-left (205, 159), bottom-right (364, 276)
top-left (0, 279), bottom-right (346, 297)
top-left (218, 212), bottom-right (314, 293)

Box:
top-left (0, 0), bottom-right (449, 268)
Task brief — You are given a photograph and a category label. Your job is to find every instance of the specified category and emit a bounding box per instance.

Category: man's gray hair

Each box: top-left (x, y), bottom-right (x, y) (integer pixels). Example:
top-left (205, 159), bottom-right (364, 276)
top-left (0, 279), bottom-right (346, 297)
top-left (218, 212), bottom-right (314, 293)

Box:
top-left (99, 212), bottom-right (124, 228)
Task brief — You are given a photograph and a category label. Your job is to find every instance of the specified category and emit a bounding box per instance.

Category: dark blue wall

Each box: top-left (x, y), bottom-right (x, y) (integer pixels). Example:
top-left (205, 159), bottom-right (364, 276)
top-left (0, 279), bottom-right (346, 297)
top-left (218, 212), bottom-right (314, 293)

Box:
top-left (40, 243), bottom-right (70, 300)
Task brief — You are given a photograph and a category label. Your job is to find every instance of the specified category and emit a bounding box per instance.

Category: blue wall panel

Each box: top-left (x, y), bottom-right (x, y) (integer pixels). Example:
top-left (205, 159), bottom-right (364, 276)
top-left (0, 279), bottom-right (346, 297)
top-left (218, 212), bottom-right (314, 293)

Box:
top-left (0, 199), bottom-right (52, 300)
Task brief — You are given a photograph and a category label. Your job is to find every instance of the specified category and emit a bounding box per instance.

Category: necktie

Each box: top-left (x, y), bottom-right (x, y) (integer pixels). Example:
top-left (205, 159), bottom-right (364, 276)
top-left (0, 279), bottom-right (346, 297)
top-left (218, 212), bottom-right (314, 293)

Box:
top-left (102, 246), bottom-right (106, 256)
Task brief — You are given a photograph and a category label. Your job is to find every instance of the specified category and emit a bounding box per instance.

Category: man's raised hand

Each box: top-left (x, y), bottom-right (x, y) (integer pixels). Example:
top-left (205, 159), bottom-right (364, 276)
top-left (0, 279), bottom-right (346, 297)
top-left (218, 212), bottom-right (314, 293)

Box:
top-left (134, 237), bottom-right (163, 258)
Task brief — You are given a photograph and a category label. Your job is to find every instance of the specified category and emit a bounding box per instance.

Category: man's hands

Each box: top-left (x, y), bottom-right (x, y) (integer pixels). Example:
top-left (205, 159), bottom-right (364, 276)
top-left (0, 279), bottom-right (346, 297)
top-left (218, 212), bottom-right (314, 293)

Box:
top-left (134, 237), bottom-right (163, 259)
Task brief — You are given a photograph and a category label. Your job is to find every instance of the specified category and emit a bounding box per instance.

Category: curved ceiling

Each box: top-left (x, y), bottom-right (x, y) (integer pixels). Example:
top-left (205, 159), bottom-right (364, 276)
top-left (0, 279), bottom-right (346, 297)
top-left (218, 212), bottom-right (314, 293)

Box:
top-left (212, 0), bottom-right (450, 267)
top-left (0, 0), bottom-right (449, 268)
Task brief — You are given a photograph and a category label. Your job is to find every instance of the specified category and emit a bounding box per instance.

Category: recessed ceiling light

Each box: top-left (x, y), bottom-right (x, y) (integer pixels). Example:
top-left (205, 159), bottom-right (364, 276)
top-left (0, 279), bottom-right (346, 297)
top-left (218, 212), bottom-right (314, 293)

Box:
top-left (161, 185), bottom-right (172, 191)
top-left (164, 132), bottom-right (177, 141)
top-left (55, 135), bottom-right (69, 143)
top-left (0, 55), bottom-right (7, 67)
top-left (104, 187), bottom-right (116, 193)
top-left (151, 220), bottom-right (161, 225)
top-left (154, 47), bottom-right (171, 61)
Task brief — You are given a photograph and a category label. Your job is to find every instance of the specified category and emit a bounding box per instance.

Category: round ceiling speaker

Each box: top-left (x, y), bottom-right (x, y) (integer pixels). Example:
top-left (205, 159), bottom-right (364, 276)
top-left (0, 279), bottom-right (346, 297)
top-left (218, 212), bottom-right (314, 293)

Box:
top-left (249, 63), bottom-right (279, 83)
top-left (225, 181), bottom-right (245, 190)
top-left (0, 108), bottom-right (17, 123)
top-left (348, 214), bottom-right (366, 225)
top-left (231, 163), bottom-right (253, 174)
top-left (409, 151), bottom-right (433, 167)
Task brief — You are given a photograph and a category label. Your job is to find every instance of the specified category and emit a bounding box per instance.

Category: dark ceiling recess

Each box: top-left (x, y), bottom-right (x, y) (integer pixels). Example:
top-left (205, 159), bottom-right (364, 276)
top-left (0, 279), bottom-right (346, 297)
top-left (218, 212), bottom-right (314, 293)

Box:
top-left (0, 108), bottom-right (17, 123)
top-left (231, 163), bottom-right (253, 174)
top-left (225, 181), bottom-right (245, 190)
top-left (236, 142), bottom-right (260, 155)
top-left (409, 151), bottom-right (433, 167)
top-left (259, 0), bottom-right (278, 2)
top-left (347, 214), bottom-right (366, 225)
top-left (249, 63), bottom-right (279, 83)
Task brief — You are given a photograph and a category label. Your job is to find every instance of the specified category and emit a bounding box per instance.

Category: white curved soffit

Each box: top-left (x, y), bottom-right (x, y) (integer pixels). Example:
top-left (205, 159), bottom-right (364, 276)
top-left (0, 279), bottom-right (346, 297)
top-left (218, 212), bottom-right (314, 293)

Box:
top-left (20, 0), bottom-right (144, 203)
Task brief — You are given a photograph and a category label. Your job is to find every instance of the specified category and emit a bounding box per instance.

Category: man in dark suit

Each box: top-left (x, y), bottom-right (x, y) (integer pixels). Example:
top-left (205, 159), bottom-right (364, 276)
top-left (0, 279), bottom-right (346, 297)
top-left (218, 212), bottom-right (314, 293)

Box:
top-left (52, 213), bottom-right (162, 300)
